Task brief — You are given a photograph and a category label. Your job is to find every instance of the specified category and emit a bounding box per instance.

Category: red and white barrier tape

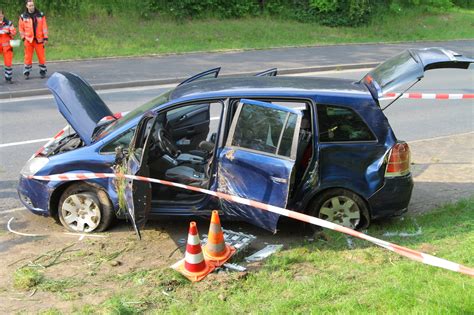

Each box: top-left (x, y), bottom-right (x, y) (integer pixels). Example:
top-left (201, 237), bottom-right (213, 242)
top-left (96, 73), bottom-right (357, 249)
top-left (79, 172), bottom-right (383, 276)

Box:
top-left (28, 172), bottom-right (474, 277)
top-left (382, 93), bottom-right (474, 100)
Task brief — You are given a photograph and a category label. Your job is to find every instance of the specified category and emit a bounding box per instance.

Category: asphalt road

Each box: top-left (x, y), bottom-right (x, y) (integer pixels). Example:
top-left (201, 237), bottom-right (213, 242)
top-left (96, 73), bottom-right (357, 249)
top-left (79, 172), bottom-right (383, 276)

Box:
top-left (0, 68), bottom-right (472, 212)
top-left (1, 39), bottom-right (472, 98)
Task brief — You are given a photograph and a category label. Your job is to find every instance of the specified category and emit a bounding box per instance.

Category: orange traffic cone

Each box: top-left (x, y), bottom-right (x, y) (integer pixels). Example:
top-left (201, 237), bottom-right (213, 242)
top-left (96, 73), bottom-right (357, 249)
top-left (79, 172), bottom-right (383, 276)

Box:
top-left (203, 210), bottom-right (236, 267)
top-left (171, 221), bottom-right (215, 282)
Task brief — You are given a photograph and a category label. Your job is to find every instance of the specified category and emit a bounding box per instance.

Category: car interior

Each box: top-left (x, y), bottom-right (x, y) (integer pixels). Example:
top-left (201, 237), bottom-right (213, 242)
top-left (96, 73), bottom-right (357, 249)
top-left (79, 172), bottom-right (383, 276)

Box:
top-left (145, 101), bottom-right (223, 204)
top-left (142, 99), bottom-right (314, 205)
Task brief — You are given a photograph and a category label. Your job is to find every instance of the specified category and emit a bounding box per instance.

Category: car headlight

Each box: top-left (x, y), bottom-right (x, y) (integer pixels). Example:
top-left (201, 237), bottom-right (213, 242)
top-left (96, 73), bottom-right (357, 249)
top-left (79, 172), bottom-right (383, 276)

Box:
top-left (20, 157), bottom-right (50, 176)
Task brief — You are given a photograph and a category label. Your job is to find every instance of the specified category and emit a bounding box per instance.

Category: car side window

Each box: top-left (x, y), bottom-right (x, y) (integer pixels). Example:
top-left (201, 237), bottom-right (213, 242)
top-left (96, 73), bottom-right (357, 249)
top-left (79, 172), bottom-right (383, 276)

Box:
top-left (231, 103), bottom-right (298, 158)
top-left (101, 128), bottom-right (136, 153)
top-left (317, 105), bottom-right (375, 142)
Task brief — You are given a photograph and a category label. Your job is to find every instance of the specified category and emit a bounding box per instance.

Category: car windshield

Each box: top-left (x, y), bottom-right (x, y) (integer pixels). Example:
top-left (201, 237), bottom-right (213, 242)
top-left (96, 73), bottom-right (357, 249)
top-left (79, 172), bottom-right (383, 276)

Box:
top-left (364, 50), bottom-right (423, 96)
top-left (94, 89), bottom-right (171, 141)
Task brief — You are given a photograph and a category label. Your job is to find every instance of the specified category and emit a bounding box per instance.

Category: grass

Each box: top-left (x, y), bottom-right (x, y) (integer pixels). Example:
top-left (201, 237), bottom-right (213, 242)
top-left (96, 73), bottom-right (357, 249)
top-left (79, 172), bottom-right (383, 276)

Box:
top-left (13, 267), bottom-right (43, 290)
top-left (39, 277), bottom-right (86, 301)
top-left (13, 267), bottom-right (84, 300)
top-left (69, 197), bottom-right (474, 314)
top-left (8, 7), bottom-right (474, 63)
top-left (11, 198), bottom-right (473, 313)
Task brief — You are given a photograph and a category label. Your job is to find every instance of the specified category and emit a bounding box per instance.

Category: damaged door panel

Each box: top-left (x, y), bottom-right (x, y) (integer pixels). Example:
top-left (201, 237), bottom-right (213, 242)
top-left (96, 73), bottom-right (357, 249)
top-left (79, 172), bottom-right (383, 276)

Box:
top-left (123, 112), bottom-right (156, 238)
top-left (217, 99), bottom-right (302, 232)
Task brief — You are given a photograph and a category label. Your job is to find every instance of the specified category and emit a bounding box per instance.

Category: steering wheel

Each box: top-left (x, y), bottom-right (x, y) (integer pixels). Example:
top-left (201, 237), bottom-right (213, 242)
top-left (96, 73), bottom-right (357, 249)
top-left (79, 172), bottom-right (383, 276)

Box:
top-left (156, 128), bottom-right (180, 158)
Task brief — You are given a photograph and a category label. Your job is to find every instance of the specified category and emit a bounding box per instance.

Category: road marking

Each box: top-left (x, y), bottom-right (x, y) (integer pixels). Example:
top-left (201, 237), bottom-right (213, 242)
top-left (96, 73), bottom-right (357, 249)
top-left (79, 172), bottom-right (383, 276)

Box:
top-left (7, 217), bottom-right (43, 237)
top-left (64, 232), bottom-right (107, 241)
top-left (6, 217), bottom-right (108, 240)
top-left (287, 68), bottom-right (372, 77)
top-left (2, 207), bottom-right (27, 214)
top-left (100, 83), bottom-right (177, 94)
top-left (0, 83), bottom-right (177, 104)
top-left (0, 94), bottom-right (54, 104)
top-left (0, 138), bottom-right (52, 149)
top-left (408, 131), bottom-right (474, 144)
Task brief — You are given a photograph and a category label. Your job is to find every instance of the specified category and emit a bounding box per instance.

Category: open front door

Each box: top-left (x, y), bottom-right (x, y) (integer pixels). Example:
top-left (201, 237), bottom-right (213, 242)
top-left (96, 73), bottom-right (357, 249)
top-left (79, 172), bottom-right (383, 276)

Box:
top-left (123, 112), bottom-right (157, 238)
top-left (217, 99), bottom-right (302, 232)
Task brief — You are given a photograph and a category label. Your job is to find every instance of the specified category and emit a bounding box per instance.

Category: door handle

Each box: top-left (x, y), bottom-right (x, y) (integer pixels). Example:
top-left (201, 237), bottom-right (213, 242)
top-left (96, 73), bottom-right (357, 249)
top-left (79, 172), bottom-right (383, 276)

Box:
top-left (270, 176), bottom-right (287, 184)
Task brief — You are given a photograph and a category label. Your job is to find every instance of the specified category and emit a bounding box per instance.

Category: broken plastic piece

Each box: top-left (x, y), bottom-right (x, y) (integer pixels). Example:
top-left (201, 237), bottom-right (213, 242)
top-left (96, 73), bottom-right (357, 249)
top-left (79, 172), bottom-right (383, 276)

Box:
top-left (245, 244), bottom-right (283, 262)
top-left (223, 263), bottom-right (247, 272)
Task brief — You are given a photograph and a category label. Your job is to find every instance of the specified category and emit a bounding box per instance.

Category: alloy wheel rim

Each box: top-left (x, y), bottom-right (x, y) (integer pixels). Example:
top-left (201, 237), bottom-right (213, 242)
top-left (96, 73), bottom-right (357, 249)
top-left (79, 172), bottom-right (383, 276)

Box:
top-left (319, 196), bottom-right (360, 228)
top-left (61, 193), bottom-right (101, 232)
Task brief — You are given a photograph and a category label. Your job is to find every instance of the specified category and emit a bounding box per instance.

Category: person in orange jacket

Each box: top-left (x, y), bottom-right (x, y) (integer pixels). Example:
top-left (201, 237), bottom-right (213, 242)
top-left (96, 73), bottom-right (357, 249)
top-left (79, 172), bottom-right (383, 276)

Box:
top-left (19, 0), bottom-right (48, 79)
top-left (0, 8), bottom-right (17, 83)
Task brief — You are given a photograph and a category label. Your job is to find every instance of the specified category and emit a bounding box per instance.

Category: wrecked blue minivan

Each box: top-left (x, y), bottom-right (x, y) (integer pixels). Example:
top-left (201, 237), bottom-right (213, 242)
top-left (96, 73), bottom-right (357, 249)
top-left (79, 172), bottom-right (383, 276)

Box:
top-left (17, 48), bottom-right (473, 234)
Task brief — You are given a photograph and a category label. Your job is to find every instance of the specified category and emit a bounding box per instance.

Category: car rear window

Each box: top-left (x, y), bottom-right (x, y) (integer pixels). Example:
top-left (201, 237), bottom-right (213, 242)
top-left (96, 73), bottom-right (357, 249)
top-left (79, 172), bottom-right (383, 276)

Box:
top-left (317, 105), bottom-right (375, 142)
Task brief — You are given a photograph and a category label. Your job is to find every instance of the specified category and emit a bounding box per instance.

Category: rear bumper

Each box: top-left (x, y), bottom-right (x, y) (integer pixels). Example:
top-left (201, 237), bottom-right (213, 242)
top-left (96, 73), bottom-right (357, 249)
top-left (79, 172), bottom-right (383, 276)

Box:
top-left (17, 176), bottom-right (51, 216)
top-left (368, 174), bottom-right (414, 219)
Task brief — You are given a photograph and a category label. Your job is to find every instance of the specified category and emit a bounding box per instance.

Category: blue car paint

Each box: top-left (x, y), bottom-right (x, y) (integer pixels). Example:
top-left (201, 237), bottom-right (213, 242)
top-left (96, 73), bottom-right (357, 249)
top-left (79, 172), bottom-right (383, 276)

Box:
top-left (18, 75), bottom-right (413, 232)
top-left (48, 72), bottom-right (113, 145)
top-left (218, 145), bottom-right (294, 232)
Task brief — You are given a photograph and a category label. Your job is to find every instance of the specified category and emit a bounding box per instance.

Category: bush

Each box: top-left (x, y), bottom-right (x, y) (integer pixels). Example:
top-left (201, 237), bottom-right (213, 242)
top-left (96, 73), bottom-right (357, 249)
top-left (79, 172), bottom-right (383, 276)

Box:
top-left (302, 0), bottom-right (373, 26)
top-left (391, 0), bottom-right (453, 10)
top-left (452, 0), bottom-right (474, 8)
top-left (144, 0), bottom-right (259, 19)
top-left (1, 0), bottom-right (470, 27)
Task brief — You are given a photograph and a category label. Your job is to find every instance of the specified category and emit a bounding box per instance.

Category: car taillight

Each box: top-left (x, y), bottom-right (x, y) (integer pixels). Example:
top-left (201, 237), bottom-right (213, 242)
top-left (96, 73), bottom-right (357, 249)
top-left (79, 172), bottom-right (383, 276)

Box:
top-left (385, 142), bottom-right (410, 177)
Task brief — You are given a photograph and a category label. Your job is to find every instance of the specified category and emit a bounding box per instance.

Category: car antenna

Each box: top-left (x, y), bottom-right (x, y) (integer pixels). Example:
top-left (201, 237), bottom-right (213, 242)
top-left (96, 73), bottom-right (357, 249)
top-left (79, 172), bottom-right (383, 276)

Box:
top-left (382, 78), bottom-right (421, 111)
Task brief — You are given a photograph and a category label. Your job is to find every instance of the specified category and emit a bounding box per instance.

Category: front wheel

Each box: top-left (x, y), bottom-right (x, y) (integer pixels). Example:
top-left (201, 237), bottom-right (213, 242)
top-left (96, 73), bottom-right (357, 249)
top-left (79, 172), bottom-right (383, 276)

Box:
top-left (58, 183), bottom-right (114, 233)
top-left (308, 189), bottom-right (369, 231)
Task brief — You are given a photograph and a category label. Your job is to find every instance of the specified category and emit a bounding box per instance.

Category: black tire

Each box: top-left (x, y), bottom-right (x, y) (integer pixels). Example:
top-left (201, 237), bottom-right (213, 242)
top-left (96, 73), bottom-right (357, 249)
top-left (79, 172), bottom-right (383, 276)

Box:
top-left (307, 188), bottom-right (370, 232)
top-left (58, 183), bottom-right (115, 233)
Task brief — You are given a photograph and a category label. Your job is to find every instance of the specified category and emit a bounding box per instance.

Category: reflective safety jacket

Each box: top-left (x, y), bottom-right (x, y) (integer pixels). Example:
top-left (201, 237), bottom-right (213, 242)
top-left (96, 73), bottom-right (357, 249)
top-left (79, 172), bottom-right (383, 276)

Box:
top-left (0, 18), bottom-right (17, 47)
top-left (19, 10), bottom-right (48, 43)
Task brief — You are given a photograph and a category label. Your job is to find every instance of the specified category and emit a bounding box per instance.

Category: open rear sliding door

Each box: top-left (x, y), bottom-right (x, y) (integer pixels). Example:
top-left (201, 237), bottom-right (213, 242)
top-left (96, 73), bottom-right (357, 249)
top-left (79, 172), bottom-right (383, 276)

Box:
top-left (217, 99), bottom-right (302, 232)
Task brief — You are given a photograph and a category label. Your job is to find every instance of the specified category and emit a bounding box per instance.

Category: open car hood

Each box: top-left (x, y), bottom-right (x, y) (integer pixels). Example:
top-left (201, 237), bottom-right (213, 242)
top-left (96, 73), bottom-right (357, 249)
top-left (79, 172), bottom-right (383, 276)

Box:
top-left (362, 48), bottom-right (474, 99)
top-left (47, 72), bottom-right (113, 145)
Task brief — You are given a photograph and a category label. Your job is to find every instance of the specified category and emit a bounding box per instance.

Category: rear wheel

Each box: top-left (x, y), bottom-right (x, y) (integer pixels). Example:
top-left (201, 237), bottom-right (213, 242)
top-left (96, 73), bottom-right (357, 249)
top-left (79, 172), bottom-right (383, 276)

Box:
top-left (308, 188), bottom-right (369, 232)
top-left (58, 183), bottom-right (114, 233)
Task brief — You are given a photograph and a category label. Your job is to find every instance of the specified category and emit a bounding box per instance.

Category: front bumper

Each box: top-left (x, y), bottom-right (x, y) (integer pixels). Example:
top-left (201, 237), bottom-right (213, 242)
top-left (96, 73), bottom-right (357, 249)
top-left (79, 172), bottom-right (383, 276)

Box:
top-left (17, 175), bottom-right (51, 216)
top-left (368, 174), bottom-right (414, 219)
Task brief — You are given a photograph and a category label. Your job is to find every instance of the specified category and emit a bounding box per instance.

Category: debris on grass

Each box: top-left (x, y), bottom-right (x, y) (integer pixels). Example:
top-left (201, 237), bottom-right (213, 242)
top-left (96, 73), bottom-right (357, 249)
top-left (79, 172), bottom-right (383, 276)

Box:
top-left (39, 277), bottom-right (85, 293)
top-left (20, 243), bottom-right (77, 269)
top-left (90, 246), bottom-right (130, 271)
top-left (383, 218), bottom-right (423, 237)
top-left (109, 260), bottom-right (122, 267)
top-left (223, 263), bottom-right (247, 272)
top-left (245, 245), bottom-right (283, 262)
top-left (346, 237), bottom-right (355, 249)
top-left (101, 295), bottom-right (145, 314)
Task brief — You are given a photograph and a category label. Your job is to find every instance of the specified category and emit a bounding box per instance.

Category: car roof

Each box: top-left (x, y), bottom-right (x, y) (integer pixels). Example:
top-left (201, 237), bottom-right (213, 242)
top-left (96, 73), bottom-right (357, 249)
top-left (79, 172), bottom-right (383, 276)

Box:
top-left (170, 76), bottom-right (371, 100)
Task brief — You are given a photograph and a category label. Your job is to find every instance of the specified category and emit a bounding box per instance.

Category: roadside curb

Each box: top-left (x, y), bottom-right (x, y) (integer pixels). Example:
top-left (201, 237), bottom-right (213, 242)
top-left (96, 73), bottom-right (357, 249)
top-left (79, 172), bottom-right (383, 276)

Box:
top-left (7, 38), bottom-right (473, 65)
top-left (0, 62), bottom-right (378, 100)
